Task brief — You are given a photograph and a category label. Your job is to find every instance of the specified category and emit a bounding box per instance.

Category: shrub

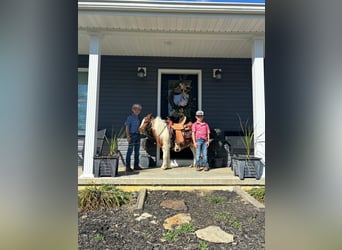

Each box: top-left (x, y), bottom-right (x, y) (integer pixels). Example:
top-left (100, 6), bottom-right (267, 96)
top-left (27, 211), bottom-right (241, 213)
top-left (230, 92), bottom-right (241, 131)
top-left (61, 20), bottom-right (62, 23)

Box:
top-left (247, 187), bottom-right (265, 203)
top-left (78, 184), bottom-right (131, 211)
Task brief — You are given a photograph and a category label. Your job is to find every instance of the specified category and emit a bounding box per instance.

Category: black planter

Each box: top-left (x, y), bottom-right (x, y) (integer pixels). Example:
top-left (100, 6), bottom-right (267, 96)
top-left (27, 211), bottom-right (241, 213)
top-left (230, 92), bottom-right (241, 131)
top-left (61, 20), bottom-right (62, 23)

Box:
top-left (94, 156), bottom-right (119, 177)
top-left (232, 155), bottom-right (264, 180)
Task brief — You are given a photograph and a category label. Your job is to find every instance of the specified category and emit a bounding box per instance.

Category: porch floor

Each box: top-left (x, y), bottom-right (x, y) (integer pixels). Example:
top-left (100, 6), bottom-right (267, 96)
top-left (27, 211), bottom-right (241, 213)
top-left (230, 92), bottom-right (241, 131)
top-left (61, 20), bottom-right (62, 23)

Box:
top-left (78, 165), bottom-right (265, 187)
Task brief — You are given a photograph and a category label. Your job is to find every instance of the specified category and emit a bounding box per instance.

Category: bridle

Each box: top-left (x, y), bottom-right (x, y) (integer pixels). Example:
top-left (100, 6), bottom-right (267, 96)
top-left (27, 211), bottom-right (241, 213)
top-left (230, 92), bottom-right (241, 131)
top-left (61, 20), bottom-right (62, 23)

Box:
top-left (139, 115), bottom-right (154, 139)
top-left (139, 114), bottom-right (168, 147)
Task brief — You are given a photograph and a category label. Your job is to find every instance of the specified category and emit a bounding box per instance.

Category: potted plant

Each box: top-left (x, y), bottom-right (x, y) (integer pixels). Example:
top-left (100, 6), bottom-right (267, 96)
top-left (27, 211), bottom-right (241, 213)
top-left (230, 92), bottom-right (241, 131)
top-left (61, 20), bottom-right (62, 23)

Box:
top-left (232, 115), bottom-right (264, 180)
top-left (94, 126), bottom-right (125, 177)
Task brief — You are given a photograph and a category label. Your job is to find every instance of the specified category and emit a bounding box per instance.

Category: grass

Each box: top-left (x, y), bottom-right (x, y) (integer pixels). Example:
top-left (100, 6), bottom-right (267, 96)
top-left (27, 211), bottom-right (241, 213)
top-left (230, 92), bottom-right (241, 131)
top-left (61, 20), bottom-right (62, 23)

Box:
top-left (246, 187), bottom-right (265, 203)
top-left (214, 211), bottom-right (242, 230)
top-left (231, 220), bottom-right (242, 230)
top-left (248, 216), bottom-right (256, 224)
top-left (162, 223), bottom-right (196, 241)
top-left (78, 183), bottom-right (131, 211)
top-left (95, 233), bottom-right (104, 242)
top-left (205, 196), bottom-right (227, 204)
top-left (214, 211), bottom-right (231, 222)
top-left (198, 240), bottom-right (209, 249)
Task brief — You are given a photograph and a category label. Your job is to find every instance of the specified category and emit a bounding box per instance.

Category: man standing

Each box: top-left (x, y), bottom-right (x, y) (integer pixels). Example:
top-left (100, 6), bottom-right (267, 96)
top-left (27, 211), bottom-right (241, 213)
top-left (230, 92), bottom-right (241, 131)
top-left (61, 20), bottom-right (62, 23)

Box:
top-left (125, 104), bottom-right (143, 172)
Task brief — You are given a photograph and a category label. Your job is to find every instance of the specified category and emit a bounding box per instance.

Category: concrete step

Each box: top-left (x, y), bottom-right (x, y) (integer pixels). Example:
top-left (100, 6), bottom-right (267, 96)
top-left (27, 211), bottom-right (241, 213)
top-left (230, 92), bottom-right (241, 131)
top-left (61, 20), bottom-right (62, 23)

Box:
top-left (78, 165), bottom-right (265, 187)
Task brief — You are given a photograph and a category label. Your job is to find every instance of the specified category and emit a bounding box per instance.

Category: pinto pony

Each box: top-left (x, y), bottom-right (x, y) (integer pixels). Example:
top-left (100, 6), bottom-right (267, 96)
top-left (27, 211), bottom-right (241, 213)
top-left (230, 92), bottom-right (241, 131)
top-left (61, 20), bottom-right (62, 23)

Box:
top-left (139, 114), bottom-right (196, 170)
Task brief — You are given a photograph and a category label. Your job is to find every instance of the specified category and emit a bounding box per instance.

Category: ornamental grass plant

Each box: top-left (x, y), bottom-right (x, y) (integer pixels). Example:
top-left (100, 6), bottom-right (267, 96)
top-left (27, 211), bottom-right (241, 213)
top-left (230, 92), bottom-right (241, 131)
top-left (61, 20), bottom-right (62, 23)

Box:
top-left (237, 114), bottom-right (254, 159)
top-left (104, 126), bottom-right (125, 156)
top-left (78, 183), bottom-right (131, 211)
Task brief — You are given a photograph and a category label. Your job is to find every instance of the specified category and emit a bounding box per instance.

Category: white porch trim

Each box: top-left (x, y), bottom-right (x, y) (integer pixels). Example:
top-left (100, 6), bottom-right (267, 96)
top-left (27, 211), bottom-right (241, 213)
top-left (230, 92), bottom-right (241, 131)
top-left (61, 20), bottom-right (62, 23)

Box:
top-left (78, 1), bottom-right (265, 15)
top-left (251, 38), bottom-right (265, 166)
top-left (80, 34), bottom-right (102, 178)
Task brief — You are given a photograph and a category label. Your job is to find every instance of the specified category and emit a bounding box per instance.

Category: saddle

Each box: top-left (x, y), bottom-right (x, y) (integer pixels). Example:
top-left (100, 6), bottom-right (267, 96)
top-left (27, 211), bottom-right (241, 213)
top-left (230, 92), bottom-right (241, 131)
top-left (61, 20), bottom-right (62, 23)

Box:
top-left (169, 116), bottom-right (192, 145)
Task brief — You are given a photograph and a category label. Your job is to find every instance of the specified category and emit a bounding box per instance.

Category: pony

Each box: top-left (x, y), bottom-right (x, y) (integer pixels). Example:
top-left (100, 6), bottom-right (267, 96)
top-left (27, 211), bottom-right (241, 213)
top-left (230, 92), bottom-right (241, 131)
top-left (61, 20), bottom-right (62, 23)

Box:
top-left (139, 113), bottom-right (196, 170)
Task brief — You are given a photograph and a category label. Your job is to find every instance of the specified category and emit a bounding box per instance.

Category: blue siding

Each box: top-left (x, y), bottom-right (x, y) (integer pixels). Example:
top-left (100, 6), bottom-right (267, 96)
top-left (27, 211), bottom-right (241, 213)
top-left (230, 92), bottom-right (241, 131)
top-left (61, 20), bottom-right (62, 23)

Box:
top-left (78, 55), bottom-right (253, 139)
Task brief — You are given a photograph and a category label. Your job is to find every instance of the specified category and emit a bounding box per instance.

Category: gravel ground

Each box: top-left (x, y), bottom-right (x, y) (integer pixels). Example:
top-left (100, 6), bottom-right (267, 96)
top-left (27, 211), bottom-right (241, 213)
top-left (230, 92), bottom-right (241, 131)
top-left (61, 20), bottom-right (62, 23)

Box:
top-left (78, 190), bottom-right (265, 249)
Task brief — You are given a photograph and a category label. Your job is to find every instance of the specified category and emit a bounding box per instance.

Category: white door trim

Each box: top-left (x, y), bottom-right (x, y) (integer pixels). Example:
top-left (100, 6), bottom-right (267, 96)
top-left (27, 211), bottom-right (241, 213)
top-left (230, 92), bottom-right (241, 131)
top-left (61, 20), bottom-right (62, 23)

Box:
top-left (157, 68), bottom-right (202, 115)
top-left (156, 68), bottom-right (202, 166)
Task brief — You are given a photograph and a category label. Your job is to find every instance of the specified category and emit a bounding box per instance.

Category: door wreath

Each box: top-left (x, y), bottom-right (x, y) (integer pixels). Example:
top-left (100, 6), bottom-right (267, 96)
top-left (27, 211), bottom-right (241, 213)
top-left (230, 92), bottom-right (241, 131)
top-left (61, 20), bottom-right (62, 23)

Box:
top-left (168, 80), bottom-right (194, 120)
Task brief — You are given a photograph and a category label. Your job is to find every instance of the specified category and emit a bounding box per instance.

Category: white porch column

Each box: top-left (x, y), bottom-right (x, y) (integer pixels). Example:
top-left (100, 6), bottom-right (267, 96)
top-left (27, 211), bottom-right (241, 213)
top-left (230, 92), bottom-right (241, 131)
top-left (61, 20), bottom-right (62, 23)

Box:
top-left (80, 34), bottom-right (101, 178)
top-left (252, 38), bottom-right (265, 167)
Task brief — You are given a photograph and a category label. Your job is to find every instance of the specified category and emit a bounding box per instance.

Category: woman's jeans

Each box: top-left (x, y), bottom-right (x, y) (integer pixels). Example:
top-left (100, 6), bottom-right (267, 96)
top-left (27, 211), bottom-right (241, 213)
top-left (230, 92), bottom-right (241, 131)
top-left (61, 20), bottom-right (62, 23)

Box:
top-left (195, 138), bottom-right (208, 167)
top-left (126, 134), bottom-right (141, 167)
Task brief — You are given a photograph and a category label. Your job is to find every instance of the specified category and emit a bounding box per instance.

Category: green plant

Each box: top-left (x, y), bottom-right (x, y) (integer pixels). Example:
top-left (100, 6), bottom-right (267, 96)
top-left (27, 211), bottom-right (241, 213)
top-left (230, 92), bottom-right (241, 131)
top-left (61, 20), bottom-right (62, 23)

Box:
top-left (231, 220), bottom-right (242, 230)
top-left (205, 196), bottom-right (227, 204)
top-left (162, 223), bottom-right (195, 241)
top-left (198, 240), bottom-right (209, 249)
top-left (214, 211), bottom-right (231, 222)
top-left (95, 233), bottom-right (104, 241)
top-left (246, 187), bottom-right (265, 203)
top-left (78, 183), bottom-right (131, 211)
top-left (237, 114), bottom-right (254, 159)
top-left (248, 216), bottom-right (256, 224)
top-left (105, 126), bottom-right (125, 156)
top-left (214, 211), bottom-right (242, 230)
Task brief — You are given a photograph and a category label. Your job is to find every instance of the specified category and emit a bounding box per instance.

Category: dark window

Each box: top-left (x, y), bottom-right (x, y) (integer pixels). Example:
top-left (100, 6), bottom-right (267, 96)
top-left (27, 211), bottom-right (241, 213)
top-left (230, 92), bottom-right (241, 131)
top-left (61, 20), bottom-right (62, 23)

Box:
top-left (78, 72), bottom-right (88, 135)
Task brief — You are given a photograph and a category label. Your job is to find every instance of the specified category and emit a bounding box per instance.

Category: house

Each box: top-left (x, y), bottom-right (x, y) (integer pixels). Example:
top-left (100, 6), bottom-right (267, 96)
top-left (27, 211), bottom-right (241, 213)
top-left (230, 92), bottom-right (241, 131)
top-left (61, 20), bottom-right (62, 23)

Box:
top-left (78, 0), bottom-right (265, 178)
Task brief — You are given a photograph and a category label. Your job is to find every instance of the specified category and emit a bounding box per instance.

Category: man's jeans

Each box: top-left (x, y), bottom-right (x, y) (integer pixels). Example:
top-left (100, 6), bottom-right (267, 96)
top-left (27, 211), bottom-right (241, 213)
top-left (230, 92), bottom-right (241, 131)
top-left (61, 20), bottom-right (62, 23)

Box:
top-left (195, 138), bottom-right (208, 167)
top-left (126, 134), bottom-right (140, 167)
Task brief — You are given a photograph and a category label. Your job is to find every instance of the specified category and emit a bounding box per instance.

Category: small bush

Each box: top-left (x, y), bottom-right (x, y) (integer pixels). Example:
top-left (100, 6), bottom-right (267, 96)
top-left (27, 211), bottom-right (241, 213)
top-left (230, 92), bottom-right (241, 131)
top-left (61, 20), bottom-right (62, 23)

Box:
top-left (247, 187), bottom-right (265, 203)
top-left (78, 184), bottom-right (131, 211)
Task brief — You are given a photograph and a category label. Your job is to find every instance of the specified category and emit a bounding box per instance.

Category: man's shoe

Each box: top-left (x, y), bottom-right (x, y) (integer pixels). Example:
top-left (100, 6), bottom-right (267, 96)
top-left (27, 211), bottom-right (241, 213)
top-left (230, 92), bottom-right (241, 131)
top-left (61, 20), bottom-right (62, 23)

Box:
top-left (195, 166), bottom-right (201, 171)
top-left (134, 165), bottom-right (143, 170)
top-left (203, 166), bottom-right (209, 171)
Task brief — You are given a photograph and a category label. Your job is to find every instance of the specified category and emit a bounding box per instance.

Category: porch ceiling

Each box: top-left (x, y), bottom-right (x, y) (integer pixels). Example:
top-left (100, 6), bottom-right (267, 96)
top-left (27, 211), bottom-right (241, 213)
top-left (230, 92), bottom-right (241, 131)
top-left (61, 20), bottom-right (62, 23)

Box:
top-left (78, 1), bottom-right (265, 58)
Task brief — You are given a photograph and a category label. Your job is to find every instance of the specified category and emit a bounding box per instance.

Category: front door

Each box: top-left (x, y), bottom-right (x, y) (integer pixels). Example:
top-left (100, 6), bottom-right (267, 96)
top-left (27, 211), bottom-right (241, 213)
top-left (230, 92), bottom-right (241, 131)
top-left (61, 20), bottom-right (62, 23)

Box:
top-left (158, 69), bottom-right (202, 161)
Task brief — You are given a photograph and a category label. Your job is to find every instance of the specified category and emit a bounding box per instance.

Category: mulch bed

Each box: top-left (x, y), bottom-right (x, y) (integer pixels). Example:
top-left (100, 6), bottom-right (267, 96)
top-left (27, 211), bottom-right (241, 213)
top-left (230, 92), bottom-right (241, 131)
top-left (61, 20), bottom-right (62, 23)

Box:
top-left (78, 190), bottom-right (265, 249)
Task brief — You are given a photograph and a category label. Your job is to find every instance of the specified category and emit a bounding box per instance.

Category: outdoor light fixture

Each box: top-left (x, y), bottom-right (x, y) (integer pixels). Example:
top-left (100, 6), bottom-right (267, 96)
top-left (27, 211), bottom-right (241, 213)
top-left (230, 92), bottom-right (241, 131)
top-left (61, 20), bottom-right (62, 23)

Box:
top-left (213, 69), bottom-right (222, 79)
top-left (137, 67), bottom-right (147, 78)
